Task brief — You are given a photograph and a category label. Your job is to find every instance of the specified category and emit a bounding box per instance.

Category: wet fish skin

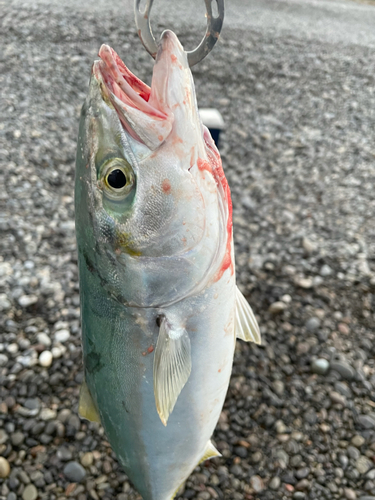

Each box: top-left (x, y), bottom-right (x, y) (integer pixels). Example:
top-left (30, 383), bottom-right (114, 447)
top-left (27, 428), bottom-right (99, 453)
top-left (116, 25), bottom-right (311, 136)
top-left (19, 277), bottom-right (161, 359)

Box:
top-left (75, 30), bottom-right (260, 500)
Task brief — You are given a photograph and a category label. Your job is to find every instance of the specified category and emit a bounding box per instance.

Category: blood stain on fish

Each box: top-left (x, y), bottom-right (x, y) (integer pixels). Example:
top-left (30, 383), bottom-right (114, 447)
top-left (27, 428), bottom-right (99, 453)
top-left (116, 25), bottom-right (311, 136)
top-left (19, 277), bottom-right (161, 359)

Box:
top-left (162, 179), bottom-right (171, 194)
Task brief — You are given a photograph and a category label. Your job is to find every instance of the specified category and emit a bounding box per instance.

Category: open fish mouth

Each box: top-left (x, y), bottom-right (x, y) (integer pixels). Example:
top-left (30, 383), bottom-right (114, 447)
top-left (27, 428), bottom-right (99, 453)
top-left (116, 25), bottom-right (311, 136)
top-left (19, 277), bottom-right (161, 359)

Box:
top-left (92, 39), bottom-right (175, 151)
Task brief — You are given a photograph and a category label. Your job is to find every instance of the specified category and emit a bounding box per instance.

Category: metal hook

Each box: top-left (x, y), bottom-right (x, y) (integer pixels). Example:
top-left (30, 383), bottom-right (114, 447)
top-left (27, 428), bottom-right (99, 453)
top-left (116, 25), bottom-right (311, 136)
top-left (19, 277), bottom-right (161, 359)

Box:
top-left (134, 0), bottom-right (224, 67)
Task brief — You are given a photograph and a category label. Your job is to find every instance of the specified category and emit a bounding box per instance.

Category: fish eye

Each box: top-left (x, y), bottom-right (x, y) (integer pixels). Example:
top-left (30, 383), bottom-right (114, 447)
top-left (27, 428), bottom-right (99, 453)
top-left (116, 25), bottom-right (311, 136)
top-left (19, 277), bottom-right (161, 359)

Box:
top-left (101, 158), bottom-right (134, 200)
top-left (106, 168), bottom-right (127, 189)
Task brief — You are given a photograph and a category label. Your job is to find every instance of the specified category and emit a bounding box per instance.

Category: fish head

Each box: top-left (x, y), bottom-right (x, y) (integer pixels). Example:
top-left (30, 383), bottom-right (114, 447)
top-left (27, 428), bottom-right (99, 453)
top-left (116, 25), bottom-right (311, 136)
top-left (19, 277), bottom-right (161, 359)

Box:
top-left (75, 30), bottom-right (232, 307)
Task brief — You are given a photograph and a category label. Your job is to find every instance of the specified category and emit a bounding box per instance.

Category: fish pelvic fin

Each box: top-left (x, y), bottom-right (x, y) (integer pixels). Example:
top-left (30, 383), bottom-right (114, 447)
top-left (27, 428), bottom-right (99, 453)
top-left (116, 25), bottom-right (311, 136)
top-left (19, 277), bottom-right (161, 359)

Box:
top-left (78, 380), bottom-right (101, 423)
top-left (199, 440), bottom-right (222, 464)
top-left (153, 317), bottom-right (192, 426)
top-left (235, 286), bottom-right (261, 345)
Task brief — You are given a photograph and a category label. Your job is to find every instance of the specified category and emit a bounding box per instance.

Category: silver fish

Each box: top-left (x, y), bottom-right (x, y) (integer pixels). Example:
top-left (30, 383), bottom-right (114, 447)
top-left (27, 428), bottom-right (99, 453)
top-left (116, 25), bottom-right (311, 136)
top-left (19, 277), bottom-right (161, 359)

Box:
top-left (75, 30), bottom-right (260, 500)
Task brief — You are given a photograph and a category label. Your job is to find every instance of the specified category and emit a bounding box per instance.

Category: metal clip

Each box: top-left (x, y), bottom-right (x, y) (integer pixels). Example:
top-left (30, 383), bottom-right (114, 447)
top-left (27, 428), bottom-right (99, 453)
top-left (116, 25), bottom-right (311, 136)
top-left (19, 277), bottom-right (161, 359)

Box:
top-left (134, 0), bottom-right (224, 67)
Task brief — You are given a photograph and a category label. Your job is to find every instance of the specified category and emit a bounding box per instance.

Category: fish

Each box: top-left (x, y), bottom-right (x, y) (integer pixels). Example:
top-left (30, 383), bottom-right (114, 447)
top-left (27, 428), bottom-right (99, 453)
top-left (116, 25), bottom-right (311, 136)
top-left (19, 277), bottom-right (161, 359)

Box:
top-left (74, 29), bottom-right (261, 500)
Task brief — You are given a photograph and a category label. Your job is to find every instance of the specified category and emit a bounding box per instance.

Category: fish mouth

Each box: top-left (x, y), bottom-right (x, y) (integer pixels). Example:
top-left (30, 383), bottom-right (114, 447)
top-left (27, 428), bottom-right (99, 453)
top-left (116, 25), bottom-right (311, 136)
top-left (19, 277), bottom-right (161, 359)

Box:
top-left (92, 40), bottom-right (174, 151)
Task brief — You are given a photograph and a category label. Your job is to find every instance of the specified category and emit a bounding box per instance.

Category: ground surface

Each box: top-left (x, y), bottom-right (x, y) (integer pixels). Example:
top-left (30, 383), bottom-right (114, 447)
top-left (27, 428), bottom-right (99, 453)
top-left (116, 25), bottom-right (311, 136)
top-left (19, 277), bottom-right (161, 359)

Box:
top-left (1, 0), bottom-right (375, 499)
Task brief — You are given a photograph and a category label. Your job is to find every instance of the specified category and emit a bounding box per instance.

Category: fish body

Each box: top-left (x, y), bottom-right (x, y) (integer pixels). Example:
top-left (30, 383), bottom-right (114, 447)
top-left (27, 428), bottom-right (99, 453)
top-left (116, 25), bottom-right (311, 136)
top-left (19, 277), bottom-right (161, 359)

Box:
top-left (75, 30), bottom-right (260, 500)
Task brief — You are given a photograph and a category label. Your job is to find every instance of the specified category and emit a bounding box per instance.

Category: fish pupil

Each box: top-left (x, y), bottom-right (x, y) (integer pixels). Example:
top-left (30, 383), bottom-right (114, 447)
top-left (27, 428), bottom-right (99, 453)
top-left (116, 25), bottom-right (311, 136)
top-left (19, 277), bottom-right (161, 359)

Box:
top-left (107, 169), bottom-right (126, 189)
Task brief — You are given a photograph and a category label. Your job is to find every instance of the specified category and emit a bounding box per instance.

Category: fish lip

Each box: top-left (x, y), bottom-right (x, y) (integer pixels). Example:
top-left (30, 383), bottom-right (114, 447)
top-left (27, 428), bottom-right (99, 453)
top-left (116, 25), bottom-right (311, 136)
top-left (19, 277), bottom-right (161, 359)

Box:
top-left (92, 44), bottom-right (173, 149)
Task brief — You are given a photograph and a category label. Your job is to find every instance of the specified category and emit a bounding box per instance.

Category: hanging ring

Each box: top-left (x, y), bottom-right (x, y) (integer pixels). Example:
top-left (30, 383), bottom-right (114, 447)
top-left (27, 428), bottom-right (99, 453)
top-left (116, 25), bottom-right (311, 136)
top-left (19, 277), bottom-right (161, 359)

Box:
top-left (134, 0), bottom-right (224, 67)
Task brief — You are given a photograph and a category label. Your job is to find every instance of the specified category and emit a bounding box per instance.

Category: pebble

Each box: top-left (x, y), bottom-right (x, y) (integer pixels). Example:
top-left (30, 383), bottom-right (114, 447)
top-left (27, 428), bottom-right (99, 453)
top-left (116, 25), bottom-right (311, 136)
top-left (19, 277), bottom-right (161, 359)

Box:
top-left (311, 358), bottom-right (330, 375)
top-left (18, 295), bottom-right (38, 307)
top-left (39, 408), bottom-right (57, 420)
top-left (0, 457), bottom-right (10, 478)
top-left (63, 461), bottom-right (86, 483)
top-left (22, 484), bottom-right (38, 500)
top-left (330, 391), bottom-right (346, 405)
top-left (357, 456), bottom-right (373, 475)
top-left (11, 431), bottom-right (25, 446)
top-left (344, 488), bottom-right (357, 500)
top-left (37, 333), bottom-right (51, 346)
top-left (269, 476), bottom-right (281, 490)
top-left (54, 329), bottom-right (70, 343)
top-left (358, 415), bottom-right (375, 429)
top-left (0, 354), bottom-right (9, 367)
top-left (80, 452), bottom-right (94, 467)
top-left (305, 317), bottom-right (321, 332)
top-left (352, 435), bottom-right (365, 448)
top-left (250, 475), bottom-right (264, 493)
top-left (330, 361), bottom-right (355, 380)
top-left (39, 350), bottom-right (53, 367)
top-left (269, 301), bottom-right (287, 313)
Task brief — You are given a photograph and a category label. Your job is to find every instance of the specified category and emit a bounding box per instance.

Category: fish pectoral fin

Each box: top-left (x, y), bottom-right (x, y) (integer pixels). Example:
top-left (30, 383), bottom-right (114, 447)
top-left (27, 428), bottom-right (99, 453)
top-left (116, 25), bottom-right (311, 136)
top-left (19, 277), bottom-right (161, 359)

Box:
top-left (235, 286), bottom-right (261, 345)
top-left (199, 440), bottom-right (222, 464)
top-left (78, 380), bottom-right (101, 423)
top-left (153, 317), bottom-right (192, 426)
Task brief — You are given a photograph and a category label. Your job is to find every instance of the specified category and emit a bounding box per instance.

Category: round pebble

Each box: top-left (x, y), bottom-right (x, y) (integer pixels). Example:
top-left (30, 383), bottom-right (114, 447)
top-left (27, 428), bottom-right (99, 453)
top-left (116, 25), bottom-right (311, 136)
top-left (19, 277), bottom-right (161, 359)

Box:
top-left (0, 457), bottom-right (10, 478)
top-left (311, 358), bottom-right (330, 375)
top-left (63, 461), bottom-right (86, 483)
top-left (54, 329), bottom-right (70, 343)
top-left (39, 350), bottom-right (53, 367)
top-left (22, 484), bottom-right (38, 500)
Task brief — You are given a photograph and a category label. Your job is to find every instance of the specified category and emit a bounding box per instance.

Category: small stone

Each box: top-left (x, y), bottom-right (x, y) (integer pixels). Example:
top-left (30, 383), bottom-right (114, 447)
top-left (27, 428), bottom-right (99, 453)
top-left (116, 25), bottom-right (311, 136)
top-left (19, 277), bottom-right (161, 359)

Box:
top-left (250, 475), bottom-right (264, 493)
top-left (39, 350), bottom-right (53, 367)
top-left (269, 301), bottom-right (286, 313)
top-left (320, 264), bottom-right (332, 276)
top-left (0, 457), bottom-right (10, 478)
top-left (358, 415), bottom-right (375, 429)
top-left (305, 317), bottom-right (321, 332)
top-left (269, 476), bottom-right (281, 490)
top-left (39, 408), bottom-right (57, 421)
top-left (275, 420), bottom-right (287, 434)
top-left (22, 484), bottom-right (38, 500)
top-left (330, 361), bottom-right (355, 380)
top-left (302, 237), bottom-right (316, 254)
top-left (338, 322), bottom-right (350, 335)
top-left (330, 391), bottom-right (346, 405)
top-left (54, 329), bottom-right (70, 343)
top-left (11, 432), bottom-right (25, 446)
top-left (295, 479), bottom-right (310, 491)
top-left (295, 468), bottom-right (310, 479)
top-left (37, 333), bottom-right (51, 346)
top-left (344, 488), bottom-right (357, 499)
top-left (356, 456), bottom-right (372, 474)
top-left (251, 451), bottom-right (263, 463)
top-left (81, 452), bottom-right (94, 467)
top-left (311, 358), bottom-right (330, 375)
top-left (0, 429), bottom-right (8, 444)
top-left (351, 435), bottom-right (365, 448)
top-left (0, 354), bottom-right (9, 367)
top-left (63, 461), bottom-right (86, 483)
top-left (18, 295), bottom-right (38, 307)
top-left (296, 278), bottom-right (313, 289)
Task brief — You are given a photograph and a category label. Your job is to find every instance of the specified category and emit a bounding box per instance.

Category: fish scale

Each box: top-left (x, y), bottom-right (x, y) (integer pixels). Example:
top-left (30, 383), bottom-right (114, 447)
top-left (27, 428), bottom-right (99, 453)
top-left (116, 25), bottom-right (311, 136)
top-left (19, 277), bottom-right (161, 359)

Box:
top-left (75, 29), bottom-right (260, 500)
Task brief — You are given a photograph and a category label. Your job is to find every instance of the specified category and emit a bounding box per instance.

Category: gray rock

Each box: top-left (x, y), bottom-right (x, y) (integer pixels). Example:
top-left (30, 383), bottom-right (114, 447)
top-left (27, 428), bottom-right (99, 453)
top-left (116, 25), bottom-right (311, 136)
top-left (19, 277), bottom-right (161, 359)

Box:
top-left (305, 317), bottom-right (321, 332)
top-left (63, 462), bottom-right (86, 483)
top-left (358, 415), bottom-right (375, 429)
top-left (330, 361), bottom-right (355, 380)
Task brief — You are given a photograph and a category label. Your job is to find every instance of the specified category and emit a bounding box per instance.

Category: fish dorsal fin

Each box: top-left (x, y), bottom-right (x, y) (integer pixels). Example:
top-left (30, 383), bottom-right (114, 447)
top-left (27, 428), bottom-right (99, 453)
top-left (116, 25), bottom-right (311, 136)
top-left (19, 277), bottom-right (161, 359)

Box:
top-left (153, 317), bottom-right (192, 426)
top-left (199, 440), bottom-right (222, 464)
top-left (235, 287), bottom-right (261, 345)
top-left (78, 380), bottom-right (101, 423)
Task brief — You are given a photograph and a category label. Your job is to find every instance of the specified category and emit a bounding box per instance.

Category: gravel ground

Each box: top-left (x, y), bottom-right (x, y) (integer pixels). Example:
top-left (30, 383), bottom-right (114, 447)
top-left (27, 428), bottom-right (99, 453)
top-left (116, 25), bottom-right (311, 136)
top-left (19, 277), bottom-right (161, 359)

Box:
top-left (1, 1), bottom-right (375, 500)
